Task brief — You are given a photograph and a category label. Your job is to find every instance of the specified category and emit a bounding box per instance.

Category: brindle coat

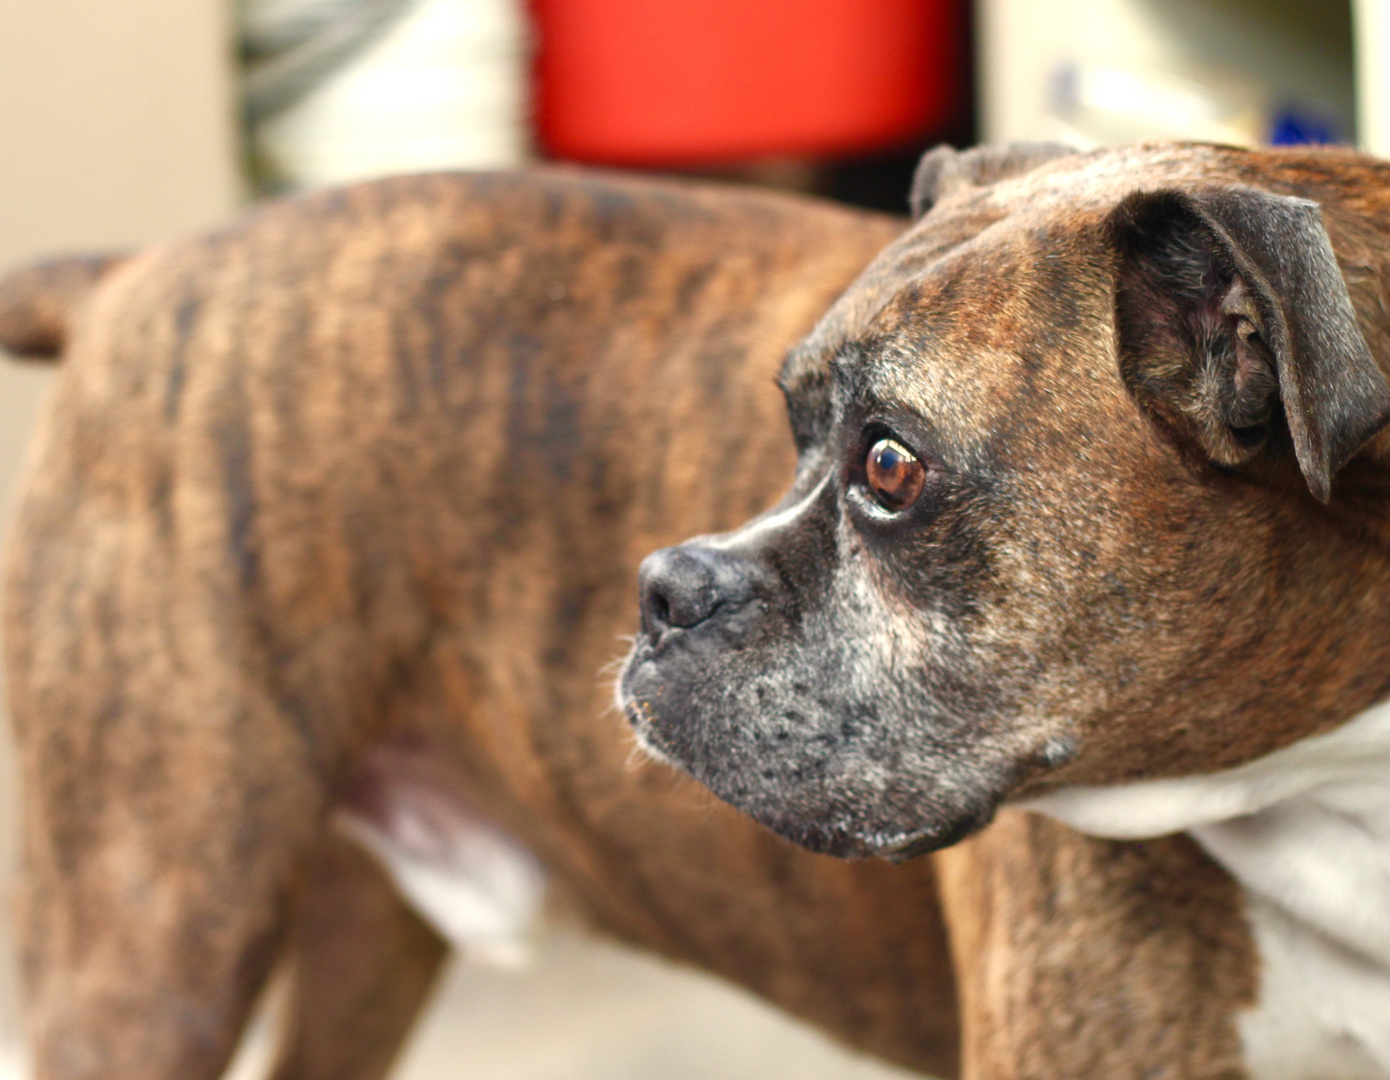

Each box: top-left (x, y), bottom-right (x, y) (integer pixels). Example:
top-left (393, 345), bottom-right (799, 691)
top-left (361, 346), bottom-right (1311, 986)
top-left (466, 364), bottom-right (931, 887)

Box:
top-left (1, 147), bottom-right (1381, 1080)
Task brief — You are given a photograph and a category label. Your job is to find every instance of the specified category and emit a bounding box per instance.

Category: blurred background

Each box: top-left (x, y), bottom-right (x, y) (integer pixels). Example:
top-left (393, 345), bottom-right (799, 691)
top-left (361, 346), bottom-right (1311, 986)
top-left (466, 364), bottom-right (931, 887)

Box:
top-left (0, 1), bottom-right (1387, 1077)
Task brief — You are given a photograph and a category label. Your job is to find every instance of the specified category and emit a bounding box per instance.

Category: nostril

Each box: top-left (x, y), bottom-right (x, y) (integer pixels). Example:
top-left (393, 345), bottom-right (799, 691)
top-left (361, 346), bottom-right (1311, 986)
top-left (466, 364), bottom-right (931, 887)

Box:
top-left (638, 547), bottom-right (720, 642)
top-left (649, 590), bottom-right (671, 631)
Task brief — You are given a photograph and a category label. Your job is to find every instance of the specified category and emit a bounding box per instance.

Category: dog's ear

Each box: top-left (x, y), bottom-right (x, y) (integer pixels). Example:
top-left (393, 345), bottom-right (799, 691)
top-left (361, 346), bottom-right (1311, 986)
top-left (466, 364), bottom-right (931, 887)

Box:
top-left (910, 142), bottom-right (1076, 219)
top-left (1109, 186), bottom-right (1390, 503)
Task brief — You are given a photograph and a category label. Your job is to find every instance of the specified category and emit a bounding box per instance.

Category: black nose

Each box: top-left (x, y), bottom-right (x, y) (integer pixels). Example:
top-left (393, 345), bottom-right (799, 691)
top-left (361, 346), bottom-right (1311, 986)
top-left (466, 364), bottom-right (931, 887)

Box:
top-left (639, 547), bottom-right (720, 640)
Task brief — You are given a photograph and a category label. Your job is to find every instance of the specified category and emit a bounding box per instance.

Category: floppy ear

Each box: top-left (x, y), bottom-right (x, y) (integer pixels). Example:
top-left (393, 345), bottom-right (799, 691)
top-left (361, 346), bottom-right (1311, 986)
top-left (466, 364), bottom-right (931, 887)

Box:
top-left (910, 142), bottom-right (1076, 219)
top-left (1108, 186), bottom-right (1390, 503)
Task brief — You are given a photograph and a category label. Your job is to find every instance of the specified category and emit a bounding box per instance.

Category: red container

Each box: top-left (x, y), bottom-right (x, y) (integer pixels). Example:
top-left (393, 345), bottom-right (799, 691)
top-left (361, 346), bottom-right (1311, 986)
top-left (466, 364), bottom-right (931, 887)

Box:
top-left (531, 0), bottom-right (961, 166)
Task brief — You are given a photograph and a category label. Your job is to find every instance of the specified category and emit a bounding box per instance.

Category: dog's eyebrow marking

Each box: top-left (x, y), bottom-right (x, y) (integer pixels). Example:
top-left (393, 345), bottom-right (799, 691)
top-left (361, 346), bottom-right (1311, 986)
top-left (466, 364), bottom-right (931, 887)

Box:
top-left (707, 468), bottom-right (834, 551)
top-left (829, 333), bottom-right (945, 410)
top-left (828, 347), bottom-right (871, 396)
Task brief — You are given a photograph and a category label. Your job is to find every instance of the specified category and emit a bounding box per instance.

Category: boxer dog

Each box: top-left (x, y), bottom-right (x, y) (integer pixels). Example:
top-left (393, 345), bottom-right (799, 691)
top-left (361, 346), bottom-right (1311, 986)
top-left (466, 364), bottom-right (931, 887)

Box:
top-left (3, 144), bottom-right (1385, 1080)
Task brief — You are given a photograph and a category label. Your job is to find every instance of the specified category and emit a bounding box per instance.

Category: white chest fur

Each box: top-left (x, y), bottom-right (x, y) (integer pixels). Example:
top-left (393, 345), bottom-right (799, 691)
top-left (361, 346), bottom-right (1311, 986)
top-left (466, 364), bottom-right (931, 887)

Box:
top-left (1023, 702), bottom-right (1390, 1079)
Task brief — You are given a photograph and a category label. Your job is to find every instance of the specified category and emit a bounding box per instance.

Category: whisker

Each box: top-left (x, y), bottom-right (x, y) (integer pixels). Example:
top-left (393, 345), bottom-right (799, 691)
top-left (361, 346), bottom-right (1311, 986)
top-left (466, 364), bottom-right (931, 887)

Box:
top-left (594, 635), bottom-right (637, 683)
top-left (596, 654), bottom-right (627, 678)
top-left (623, 739), bottom-right (653, 771)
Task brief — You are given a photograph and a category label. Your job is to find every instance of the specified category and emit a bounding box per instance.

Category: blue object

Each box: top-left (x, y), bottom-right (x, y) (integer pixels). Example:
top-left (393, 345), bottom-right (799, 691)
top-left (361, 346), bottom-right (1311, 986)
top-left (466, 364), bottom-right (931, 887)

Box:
top-left (1269, 107), bottom-right (1343, 146)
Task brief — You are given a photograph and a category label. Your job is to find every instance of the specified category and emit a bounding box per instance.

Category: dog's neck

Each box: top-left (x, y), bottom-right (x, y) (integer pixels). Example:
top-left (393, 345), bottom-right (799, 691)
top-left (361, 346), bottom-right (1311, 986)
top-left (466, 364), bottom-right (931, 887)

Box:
top-left (1023, 701), bottom-right (1390, 1077)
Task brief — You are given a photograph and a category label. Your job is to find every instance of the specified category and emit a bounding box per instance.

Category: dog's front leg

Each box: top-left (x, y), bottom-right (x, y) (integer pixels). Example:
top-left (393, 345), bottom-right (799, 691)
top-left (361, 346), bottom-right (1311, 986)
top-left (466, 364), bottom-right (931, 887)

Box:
top-left (268, 828), bottom-right (448, 1080)
top-left (935, 810), bottom-right (1257, 1079)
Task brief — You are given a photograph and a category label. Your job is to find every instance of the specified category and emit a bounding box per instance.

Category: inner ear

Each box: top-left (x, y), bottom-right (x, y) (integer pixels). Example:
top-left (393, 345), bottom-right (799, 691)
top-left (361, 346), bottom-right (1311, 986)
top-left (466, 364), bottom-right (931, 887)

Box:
top-left (1109, 187), bottom-right (1390, 501)
top-left (1113, 207), bottom-right (1280, 468)
top-left (1219, 279), bottom-right (1281, 439)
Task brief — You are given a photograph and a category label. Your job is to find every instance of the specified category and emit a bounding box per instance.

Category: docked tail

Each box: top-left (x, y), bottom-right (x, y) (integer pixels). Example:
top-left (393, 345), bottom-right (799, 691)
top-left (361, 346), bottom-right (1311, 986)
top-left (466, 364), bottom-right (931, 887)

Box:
top-left (0, 253), bottom-right (129, 360)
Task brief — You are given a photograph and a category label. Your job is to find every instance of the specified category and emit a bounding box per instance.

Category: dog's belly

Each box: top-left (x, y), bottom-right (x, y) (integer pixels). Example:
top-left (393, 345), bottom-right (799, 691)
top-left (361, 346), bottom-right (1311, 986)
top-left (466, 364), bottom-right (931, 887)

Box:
top-left (338, 761), bottom-right (547, 967)
top-left (1023, 702), bottom-right (1390, 1079)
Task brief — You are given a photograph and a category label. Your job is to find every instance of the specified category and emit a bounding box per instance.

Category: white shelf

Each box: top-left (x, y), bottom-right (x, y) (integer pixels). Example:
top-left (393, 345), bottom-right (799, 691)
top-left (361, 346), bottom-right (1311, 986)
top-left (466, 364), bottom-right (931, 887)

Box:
top-left (978, 0), bottom-right (1359, 150)
top-left (1355, 0), bottom-right (1390, 153)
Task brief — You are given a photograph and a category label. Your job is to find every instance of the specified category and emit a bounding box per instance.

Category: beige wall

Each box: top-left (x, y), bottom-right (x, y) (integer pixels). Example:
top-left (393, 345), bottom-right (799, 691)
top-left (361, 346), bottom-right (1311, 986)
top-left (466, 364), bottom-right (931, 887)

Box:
top-left (0, 0), bottom-right (240, 1057)
top-left (0, 0), bottom-right (241, 543)
top-left (0, 0), bottom-right (240, 262)
top-left (0, 0), bottom-right (240, 477)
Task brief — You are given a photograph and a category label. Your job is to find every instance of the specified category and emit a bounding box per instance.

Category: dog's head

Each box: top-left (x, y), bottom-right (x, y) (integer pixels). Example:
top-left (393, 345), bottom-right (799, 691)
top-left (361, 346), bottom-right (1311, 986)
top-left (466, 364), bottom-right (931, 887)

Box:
top-left (619, 143), bottom-right (1390, 859)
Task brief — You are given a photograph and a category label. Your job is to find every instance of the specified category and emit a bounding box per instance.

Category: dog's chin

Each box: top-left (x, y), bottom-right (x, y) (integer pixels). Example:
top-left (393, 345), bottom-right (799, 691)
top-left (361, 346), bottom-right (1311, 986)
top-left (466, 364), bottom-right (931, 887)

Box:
top-left (732, 793), bottom-right (999, 862)
top-left (847, 812), bottom-right (994, 862)
top-left (618, 698), bottom-right (995, 863)
top-left (627, 721), bottom-right (676, 768)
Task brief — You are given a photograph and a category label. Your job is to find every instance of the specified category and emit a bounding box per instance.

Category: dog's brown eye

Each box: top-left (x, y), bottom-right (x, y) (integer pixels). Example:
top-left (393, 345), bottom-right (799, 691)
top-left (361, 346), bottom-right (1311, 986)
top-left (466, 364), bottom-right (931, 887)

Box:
top-left (865, 438), bottom-right (925, 511)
